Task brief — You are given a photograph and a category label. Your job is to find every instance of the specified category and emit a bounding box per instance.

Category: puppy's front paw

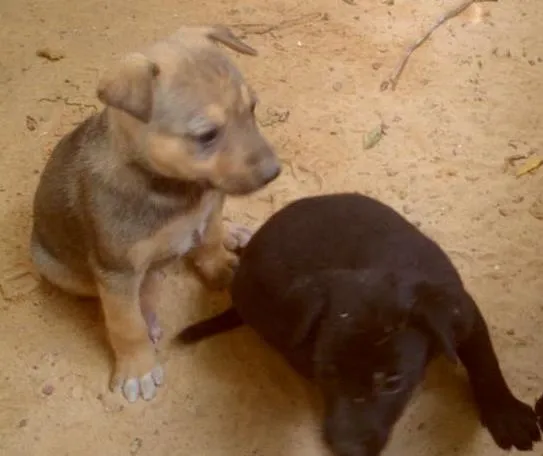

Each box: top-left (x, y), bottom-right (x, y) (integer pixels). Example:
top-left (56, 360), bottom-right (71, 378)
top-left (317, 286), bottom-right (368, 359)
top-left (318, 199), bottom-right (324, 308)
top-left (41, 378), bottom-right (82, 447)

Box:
top-left (110, 344), bottom-right (164, 403)
top-left (480, 396), bottom-right (541, 451)
top-left (222, 220), bottom-right (253, 253)
top-left (194, 247), bottom-right (239, 291)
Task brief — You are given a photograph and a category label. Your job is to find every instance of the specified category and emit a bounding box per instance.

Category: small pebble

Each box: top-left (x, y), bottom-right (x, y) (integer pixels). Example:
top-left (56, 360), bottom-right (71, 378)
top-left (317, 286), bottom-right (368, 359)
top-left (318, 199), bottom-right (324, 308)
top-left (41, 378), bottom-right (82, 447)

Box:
top-left (17, 418), bottom-right (28, 428)
top-left (42, 384), bottom-right (54, 396)
top-left (130, 437), bottom-right (143, 455)
top-left (25, 115), bottom-right (38, 131)
top-left (36, 48), bottom-right (65, 61)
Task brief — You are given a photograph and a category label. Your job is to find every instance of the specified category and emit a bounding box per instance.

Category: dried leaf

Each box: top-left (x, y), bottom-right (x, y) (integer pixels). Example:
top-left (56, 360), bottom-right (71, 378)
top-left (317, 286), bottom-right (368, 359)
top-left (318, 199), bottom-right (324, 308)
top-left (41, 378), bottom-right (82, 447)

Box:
top-left (516, 156), bottom-right (543, 177)
top-left (363, 124), bottom-right (385, 150)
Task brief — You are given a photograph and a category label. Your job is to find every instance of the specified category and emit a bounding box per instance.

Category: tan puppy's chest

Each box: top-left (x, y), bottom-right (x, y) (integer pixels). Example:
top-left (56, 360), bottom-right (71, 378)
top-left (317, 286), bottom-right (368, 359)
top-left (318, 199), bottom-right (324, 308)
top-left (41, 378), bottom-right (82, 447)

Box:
top-left (128, 192), bottom-right (221, 271)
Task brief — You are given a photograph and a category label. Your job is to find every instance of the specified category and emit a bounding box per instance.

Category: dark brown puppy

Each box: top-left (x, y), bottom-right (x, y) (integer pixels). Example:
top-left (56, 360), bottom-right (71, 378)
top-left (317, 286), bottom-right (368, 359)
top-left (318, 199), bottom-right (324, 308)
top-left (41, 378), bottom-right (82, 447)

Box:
top-left (178, 193), bottom-right (541, 455)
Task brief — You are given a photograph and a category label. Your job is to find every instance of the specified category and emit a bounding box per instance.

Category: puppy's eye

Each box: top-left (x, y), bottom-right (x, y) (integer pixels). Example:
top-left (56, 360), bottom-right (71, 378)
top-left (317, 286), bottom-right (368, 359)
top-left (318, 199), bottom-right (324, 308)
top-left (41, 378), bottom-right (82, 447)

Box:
top-left (383, 374), bottom-right (403, 393)
top-left (195, 128), bottom-right (220, 146)
top-left (250, 101), bottom-right (257, 114)
top-left (373, 372), bottom-right (403, 395)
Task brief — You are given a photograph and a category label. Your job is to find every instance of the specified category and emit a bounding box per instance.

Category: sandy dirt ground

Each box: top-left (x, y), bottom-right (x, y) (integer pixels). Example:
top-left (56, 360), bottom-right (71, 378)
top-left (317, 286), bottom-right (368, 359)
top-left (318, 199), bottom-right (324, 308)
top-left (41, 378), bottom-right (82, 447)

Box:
top-left (1, 0), bottom-right (542, 455)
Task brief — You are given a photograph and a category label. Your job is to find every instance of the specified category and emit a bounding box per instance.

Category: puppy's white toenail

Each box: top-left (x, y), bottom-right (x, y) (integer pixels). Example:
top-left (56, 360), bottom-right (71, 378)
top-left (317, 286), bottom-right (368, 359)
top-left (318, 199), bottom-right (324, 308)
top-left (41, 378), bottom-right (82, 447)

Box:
top-left (140, 373), bottom-right (157, 401)
top-left (123, 378), bottom-right (140, 403)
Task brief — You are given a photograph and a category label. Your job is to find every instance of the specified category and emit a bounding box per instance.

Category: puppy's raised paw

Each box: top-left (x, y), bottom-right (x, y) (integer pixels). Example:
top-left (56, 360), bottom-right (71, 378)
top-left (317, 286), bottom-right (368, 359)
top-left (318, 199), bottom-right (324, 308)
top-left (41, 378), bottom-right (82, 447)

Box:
top-left (222, 220), bottom-right (253, 254)
top-left (193, 246), bottom-right (239, 291)
top-left (481, 396), bottom-right (541, 451)
top-left (205, 250), bottom-right (239, 290)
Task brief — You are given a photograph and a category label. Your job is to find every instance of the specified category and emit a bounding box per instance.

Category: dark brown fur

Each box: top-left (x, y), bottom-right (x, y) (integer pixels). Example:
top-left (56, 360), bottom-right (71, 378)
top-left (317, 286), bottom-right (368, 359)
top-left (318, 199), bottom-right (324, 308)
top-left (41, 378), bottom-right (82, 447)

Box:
top-left (179, 193), bottom-right (541, 455)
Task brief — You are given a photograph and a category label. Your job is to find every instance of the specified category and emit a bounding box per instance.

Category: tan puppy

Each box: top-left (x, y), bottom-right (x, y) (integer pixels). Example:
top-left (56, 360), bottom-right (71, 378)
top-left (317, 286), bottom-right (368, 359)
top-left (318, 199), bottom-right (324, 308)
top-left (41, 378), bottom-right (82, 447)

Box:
top-left (30, 25), bottom-right (281, 403)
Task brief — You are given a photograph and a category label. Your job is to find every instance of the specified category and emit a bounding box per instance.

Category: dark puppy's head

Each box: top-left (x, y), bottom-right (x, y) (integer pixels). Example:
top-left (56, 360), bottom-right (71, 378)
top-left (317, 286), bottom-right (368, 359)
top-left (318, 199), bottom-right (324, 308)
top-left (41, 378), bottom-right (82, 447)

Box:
top-left (97, 25), bottom-right (281, 195)
top-left (291, 269), bottom-right (459, 456)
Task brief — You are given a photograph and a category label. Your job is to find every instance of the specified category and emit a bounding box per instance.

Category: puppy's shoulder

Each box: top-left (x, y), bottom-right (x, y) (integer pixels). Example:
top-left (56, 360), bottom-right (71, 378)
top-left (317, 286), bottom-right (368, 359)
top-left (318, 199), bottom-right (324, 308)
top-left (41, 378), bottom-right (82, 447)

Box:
top-left (50, 111), bottom-right (109, 163)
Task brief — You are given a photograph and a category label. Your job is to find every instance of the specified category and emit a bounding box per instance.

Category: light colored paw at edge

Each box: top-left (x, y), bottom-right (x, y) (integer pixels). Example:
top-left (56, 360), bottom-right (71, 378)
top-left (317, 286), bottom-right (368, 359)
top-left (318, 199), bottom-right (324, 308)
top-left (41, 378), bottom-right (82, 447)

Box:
top-left (223, 221), bottom-right (254, 251)
top-left (113, 365), bottom-right (164, 403)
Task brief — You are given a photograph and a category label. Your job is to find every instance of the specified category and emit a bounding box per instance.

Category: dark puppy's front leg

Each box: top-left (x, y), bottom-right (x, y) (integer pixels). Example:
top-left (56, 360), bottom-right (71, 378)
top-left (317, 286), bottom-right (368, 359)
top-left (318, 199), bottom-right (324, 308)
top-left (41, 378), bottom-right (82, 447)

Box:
top-left (178, 307), bottom-right (244, 344)
top-left (457, 306), bottom-right (541, 450)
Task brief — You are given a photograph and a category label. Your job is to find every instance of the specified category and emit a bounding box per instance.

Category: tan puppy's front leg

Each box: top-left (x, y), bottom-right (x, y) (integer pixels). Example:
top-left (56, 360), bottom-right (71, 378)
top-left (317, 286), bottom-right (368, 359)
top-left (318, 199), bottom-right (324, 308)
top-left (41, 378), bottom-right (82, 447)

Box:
top-left (191, 211), bottom-right (239, 291)
top-left (97, 272), bottom-right (163, 403)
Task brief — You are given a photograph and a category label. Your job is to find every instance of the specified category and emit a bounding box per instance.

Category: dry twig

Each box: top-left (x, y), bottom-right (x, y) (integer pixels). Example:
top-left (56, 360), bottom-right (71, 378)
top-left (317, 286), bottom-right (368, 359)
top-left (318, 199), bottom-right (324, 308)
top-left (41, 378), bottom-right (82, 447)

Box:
top-left (38, 95), bottom-right (98, 112)
top-left (382, 0), bottom-right (498, 91)
top-left (229, 12), bottom-right (326, 37)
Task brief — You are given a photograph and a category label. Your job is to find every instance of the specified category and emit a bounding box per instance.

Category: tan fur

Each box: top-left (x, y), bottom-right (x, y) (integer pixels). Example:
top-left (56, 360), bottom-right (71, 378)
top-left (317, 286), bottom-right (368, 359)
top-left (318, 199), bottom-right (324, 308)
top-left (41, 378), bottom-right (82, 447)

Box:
top-left (96, 53), bottom-right (160, 123)
top-left (30, 25), bottom-right (281, 403)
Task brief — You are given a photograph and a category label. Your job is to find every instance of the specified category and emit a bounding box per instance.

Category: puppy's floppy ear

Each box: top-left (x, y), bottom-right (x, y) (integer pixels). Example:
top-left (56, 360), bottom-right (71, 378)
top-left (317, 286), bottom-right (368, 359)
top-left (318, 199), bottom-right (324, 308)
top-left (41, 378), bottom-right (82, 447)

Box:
top-left (204, 25), bottom-right (258, 56)
top-left (97, 52), bottom-right (160, 123)
top-left (287, 276), bottom-right (327, 347)
top-left (407, 281), bottom-right (459, 364)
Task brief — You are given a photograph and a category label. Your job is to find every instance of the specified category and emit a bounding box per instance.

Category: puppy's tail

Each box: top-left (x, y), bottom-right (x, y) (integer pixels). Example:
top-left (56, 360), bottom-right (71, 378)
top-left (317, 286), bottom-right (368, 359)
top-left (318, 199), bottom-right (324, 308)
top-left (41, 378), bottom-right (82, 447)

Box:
top-left (177, 307), bottom-right (244, 344)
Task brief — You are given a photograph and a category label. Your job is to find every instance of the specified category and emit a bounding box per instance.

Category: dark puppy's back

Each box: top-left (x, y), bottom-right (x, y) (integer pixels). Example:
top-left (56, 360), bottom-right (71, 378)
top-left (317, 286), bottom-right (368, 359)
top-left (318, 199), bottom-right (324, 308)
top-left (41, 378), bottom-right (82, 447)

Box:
top-left (230, 193), bottom-right (463, 375)
top-left (235, 193), bottom-right (461, 292)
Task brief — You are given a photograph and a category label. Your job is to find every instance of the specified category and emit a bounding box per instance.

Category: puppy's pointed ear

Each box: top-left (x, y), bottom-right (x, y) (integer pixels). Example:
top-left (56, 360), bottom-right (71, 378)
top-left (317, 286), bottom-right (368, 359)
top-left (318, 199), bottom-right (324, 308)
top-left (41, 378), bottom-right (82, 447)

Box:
top-left (204, 25), bottom-right (258, 56)
top-left (408, 281), bottom-right (459, 364)
top-left (97, 52), bottom-right (160, 123)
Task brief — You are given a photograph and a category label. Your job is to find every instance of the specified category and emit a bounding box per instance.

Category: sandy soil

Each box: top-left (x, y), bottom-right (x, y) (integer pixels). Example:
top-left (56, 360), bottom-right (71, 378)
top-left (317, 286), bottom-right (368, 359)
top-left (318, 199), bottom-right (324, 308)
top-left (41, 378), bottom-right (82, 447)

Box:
top-left (1, 0), bottom-right (542, 455)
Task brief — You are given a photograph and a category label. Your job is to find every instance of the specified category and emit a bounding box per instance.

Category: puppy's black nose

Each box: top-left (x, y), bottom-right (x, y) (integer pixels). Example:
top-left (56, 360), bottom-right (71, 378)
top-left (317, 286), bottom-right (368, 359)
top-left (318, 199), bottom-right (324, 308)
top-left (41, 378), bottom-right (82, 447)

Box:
top-left (262, 161), bottom-right (282, 184)
top-left (260, 157), bottom-right (281, 184)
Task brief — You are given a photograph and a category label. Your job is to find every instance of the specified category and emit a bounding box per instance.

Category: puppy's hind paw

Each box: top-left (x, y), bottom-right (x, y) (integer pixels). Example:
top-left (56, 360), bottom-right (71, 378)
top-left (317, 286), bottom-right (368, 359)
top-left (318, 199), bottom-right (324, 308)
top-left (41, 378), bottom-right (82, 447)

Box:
top-left (481, 396), bottom-right (541, 451)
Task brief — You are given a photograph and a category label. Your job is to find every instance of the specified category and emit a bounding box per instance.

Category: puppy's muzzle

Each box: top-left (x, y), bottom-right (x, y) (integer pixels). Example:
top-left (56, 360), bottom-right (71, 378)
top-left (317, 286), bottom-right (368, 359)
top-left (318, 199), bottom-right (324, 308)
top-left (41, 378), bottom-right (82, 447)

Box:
top-left (248, 145), bottom-right (282, 188)
top-left (259, 156), bottom-right (281, 185)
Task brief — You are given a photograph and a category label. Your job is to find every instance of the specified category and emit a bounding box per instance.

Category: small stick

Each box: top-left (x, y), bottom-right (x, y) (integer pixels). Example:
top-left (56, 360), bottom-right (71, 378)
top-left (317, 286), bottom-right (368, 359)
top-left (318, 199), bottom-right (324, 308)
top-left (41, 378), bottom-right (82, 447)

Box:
top-left (229, 12), bottom-right (325, 37)
top-left (382, 0), bottom-right (498, 91)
